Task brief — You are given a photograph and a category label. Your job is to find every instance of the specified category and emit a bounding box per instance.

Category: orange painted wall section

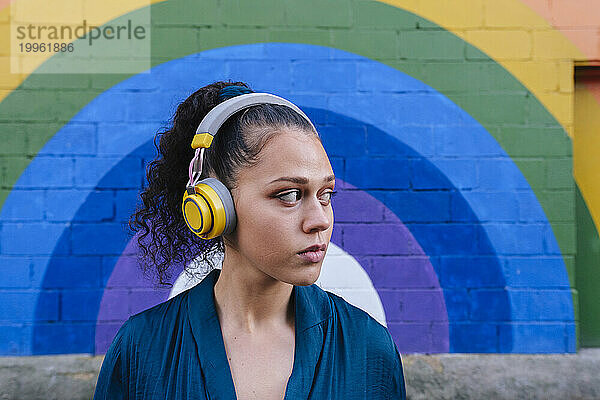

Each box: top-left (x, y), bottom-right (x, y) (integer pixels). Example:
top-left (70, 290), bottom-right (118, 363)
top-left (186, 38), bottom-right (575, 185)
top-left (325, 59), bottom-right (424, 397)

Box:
top-left (522, 0), bottom-right (600, 59)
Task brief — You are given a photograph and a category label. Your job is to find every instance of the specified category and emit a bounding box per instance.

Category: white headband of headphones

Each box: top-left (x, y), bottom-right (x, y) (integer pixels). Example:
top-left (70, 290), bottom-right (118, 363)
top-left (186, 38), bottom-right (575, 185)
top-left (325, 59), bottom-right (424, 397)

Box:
top-left (187, 93), bottom-right (316, 188)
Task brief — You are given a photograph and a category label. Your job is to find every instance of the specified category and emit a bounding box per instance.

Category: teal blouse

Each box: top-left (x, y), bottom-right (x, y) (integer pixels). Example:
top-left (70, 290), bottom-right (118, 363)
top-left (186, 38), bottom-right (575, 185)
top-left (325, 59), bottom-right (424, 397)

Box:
top-left (94, 268), bottom-right (406, 399)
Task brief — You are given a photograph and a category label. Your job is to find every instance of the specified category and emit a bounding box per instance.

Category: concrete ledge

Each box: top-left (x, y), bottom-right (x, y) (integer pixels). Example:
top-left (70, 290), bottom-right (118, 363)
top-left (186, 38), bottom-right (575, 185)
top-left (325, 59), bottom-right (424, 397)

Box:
top-left (0, 350), bottom-right (599, 399)
top-left (404, 349), bottom-right (600, 400)
top-left (0, 354), bottom-right (103, 400)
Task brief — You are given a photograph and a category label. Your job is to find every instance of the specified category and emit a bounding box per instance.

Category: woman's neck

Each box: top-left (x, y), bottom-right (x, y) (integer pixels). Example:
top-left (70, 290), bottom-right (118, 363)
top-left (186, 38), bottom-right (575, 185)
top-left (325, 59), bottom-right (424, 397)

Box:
top-left (213, 248), bottom-right (295, 335)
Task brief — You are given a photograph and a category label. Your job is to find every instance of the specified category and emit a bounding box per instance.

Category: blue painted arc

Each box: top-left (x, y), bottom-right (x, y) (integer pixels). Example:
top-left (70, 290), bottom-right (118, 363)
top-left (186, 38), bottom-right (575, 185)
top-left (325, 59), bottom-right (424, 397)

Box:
top-left (0, 42), bottom-right (573, 354)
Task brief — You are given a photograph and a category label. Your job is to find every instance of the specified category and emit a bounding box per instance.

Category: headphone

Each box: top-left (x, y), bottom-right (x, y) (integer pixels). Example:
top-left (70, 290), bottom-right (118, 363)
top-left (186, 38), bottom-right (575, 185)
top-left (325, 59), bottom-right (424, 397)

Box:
top-left (181, 92), bottom-right (316, 239)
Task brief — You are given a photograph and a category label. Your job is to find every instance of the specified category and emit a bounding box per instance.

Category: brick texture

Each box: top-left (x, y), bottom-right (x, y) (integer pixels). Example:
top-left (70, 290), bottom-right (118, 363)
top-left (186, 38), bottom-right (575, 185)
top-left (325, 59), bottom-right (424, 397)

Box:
top-left (0, 0), bottom-right (580, 356)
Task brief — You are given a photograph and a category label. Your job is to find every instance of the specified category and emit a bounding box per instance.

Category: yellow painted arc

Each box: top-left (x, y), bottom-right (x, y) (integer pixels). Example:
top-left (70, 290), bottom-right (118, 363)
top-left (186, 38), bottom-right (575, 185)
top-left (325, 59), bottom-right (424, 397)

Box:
top-left (0, 0), bottom-right (165, 104)
top-left (574, 85), bottom-right (600, 232)
top-left (377, 0), bottom-right (586, 137)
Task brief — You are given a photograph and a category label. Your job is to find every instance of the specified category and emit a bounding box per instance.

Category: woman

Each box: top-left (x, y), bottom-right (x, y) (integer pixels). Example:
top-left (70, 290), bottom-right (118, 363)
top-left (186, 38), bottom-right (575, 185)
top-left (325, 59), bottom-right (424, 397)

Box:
top-left (94, 81), bottom-right (406, 399)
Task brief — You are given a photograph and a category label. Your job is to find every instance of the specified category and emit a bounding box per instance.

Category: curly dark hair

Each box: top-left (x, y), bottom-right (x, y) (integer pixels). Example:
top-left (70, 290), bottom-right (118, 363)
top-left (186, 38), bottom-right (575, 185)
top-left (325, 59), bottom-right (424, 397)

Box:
top-left (128, 81), bottom-right (318, 285)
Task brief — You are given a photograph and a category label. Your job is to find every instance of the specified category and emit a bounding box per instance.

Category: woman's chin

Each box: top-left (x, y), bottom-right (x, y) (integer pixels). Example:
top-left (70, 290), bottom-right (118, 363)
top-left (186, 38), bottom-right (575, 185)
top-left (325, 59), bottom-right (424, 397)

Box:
top-left (290, 264), bottom-right (322, 286)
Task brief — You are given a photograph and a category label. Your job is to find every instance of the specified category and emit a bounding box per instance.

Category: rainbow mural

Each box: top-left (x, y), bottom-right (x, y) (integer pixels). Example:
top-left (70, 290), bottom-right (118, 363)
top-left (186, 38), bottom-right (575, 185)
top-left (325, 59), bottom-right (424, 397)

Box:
top-left (1, 0), bottom-right (599, 355)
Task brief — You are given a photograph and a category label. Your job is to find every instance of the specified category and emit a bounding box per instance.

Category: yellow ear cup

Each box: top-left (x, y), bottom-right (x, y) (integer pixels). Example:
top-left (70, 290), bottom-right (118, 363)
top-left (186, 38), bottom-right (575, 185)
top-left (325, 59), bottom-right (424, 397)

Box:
top-left (182, 194), bottom-right (213, 235)
top-left (182, 180), bottom-right (231, 239)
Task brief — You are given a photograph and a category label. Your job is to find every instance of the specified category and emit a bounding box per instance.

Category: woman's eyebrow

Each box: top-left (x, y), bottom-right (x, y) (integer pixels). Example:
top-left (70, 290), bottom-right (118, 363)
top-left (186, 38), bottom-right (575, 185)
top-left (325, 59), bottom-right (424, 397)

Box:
top-left (269, 175), bottom-right (335, 184)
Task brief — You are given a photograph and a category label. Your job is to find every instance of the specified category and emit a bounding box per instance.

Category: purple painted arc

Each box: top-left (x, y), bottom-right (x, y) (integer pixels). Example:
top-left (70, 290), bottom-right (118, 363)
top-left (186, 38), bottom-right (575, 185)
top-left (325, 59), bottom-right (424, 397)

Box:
top-left (95, 240), bottom-right (184, 353)
top-left (335, 180), bottom-right (449, 352)
top-left (95, 178), bottom-right (449, 354)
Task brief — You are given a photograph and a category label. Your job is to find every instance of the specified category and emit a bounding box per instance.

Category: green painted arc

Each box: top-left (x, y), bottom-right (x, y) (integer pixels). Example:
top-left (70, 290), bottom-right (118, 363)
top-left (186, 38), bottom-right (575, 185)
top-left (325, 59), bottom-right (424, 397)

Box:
top-left (576, 185), bottom-right (600, 347)
top-left (0, 0), bottom-right (574, 275)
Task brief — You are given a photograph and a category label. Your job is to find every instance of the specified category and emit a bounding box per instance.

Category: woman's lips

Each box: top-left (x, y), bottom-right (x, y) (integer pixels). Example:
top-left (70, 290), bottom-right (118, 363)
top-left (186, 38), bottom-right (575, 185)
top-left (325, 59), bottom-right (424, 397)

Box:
top-left (297, 249), bottom-right (325, 263)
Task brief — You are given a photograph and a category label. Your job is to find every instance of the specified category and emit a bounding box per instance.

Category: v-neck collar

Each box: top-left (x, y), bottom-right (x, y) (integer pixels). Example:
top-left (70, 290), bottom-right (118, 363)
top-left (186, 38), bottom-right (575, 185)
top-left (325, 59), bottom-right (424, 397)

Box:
top-left (186, 268), bottom-right (332, 400)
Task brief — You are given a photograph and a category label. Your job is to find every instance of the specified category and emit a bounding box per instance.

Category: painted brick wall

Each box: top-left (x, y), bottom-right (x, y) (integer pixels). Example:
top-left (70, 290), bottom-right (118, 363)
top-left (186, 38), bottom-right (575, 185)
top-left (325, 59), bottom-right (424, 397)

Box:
top-left (1, 0), bottom-right (598, 355)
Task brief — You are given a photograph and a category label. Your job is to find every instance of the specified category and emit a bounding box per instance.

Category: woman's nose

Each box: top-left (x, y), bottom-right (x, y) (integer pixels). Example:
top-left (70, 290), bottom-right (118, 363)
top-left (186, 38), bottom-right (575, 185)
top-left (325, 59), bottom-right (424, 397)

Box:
top-left (302, 196), bottom-right (332, 234)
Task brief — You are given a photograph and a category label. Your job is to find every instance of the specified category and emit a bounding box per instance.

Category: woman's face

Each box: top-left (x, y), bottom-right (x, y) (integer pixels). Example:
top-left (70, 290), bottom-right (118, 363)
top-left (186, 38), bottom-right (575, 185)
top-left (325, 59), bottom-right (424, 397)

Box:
top-left (227, 128), bottom-right (335, 286)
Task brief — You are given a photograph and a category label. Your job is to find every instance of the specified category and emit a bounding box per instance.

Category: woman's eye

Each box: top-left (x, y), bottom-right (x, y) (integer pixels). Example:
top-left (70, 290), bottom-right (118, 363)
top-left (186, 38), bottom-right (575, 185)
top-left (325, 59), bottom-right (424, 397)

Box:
top-left (278, 190), bottom-right (301, 203)
top-left (320, 190), bottom-right (337, 204)
top-left (277, 190), bottom-right (337, 204)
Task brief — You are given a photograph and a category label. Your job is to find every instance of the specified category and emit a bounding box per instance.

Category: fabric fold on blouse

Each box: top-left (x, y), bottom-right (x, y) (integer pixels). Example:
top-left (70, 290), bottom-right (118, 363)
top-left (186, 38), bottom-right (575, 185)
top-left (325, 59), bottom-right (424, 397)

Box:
top-left (94, 268), bottom-right (406, 399)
